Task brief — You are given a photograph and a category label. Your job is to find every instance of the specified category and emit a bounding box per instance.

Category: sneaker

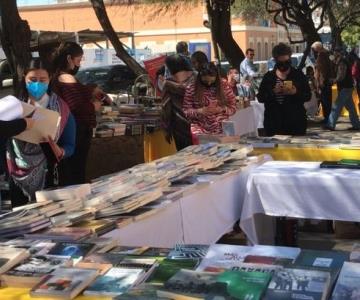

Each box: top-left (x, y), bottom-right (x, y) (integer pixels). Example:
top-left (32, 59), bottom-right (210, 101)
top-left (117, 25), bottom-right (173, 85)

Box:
top-left (323, 125), bottom-right (335, 131)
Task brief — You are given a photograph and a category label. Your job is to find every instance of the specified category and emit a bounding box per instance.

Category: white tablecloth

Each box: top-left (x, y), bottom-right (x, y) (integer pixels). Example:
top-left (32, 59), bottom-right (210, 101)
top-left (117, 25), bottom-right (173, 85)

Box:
top-left (105, 163), bottom-right (261, 247)
top-left (240, 161), bottom-right (360, 245)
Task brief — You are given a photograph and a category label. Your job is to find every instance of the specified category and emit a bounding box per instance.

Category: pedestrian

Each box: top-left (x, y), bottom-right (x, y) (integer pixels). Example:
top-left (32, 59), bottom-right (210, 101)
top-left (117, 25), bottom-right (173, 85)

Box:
top-left (190, 51), bottom-right (209, 72)
top-left (326, 49), bottom-right (360, 130)
top-left (161, 54), bottom-right (196, 150)
top-left (52, 42), bottom-right (102, 185)
top-left (257, 43), bottom-right (311, 136)
top-left (227, 67), bottom-right (240, 96)
top-left (240, 48), bottom-right (258, 78)
top-left (349, 51), bottom-right (360, 110)
top-left (7, 58), bottom-right (76, 207)
top-left (312, 41), bottom-right (333, 124)
top-left (183, 62), bottom-right (236, 140)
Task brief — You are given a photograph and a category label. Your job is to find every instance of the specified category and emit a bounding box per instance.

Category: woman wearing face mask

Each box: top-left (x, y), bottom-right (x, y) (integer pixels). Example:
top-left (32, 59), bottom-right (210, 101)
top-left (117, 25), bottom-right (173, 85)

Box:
top-left (257, 43), bottom-right (311, 136)
top-left (7, 58), bottom-right (76, 208)
top-left (183, 62), bottom-right (236, 140)
top-left (52, 42), bottom-right (102, 185)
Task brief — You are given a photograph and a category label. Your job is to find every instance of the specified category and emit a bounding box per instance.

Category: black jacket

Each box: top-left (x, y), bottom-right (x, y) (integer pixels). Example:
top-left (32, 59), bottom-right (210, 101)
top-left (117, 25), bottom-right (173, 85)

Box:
top-left (0, 119), bottom-right (27, 139)
top-left (257, 68), bottom-right (311, 136)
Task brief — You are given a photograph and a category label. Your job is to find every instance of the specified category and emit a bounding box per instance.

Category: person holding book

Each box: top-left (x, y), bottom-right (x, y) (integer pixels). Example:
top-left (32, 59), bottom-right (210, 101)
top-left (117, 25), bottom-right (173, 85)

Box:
top-left (52, 42), bottom-right (102, 185)
top-left (257, 43), bottom-right (311, 136)
top-left (183, 62), bottom-right (236, 142)
top-left (7, 58), bottom-right (76, 207)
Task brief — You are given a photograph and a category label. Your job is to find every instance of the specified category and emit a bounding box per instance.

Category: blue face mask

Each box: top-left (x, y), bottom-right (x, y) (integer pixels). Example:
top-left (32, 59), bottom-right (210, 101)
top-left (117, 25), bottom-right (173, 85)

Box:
top-left (26, 81), bottom-right (49, 101)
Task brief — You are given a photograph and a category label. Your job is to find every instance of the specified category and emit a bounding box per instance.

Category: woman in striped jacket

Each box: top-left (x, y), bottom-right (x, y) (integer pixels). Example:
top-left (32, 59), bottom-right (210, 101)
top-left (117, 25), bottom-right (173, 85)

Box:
top-left (183, 62), bottom-right (236, 138)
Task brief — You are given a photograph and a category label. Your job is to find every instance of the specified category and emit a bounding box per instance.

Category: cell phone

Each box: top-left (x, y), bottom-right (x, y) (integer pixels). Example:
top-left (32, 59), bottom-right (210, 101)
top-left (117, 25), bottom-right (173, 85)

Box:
top-left (283, 81), bottom-right (293, 89)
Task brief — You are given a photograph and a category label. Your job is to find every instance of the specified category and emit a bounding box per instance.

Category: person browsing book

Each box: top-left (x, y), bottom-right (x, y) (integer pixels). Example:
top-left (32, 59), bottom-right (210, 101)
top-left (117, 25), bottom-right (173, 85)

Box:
top-left (52, 42), bottom-right (103, 186)
top-left (7, 58), bottom-right (76, 207)
top-left (183, 62), bottom-right (236, 142)
top-left (257, 43), bottom-right (311, 136)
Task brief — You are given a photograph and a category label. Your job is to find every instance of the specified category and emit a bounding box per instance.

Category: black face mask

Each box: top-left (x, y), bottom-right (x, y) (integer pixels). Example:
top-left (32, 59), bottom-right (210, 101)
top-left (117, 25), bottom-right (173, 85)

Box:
top-left (200, 80), bottom-right (216, 88)
top-left (275, 60), bottom-right (292, 72)
top-left (69, 65), bottom-right (80, 75)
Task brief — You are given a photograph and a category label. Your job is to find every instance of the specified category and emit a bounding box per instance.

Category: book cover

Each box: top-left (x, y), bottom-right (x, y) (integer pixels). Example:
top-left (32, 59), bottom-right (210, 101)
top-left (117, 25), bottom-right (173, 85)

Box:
top-left (294, 249), bottom-right (349, 270)
top-left (115, 284), bottom-right (159, 299)
top-left (147, 258), bottom-right (198, 285)
top-left (331, 262), bottom-right (360, 300)
top-left (81, 253), bottom-right (125, 265)
top-left (199, 260), bottom-right (282, 274)
top-left (25, 227), bottom-right (92, 241)
top-left (197, 244), bottom-right (252, 271)
top-left (5, 255), bottom-right (71, 277)
top-left (264, 268), bottom-right (331, 300)
top-left (248, 245), bottom-right (301, 261)
top-left (47, 242), bottom-right (95, 258)
top-left (158, 269), bottom-right (271, 300)
top-left (0, 246), bottom-right (30, 274)
top-left (110, 246), bottom-right (149, 255)
top-left (83, 267), bottom-right (144, 296)
top-left (168, 244), bottom-right (209, 260)
top-left (140, 247), bottom-right (170, 257)
top-left (30, 267), bottom-right (98, 299)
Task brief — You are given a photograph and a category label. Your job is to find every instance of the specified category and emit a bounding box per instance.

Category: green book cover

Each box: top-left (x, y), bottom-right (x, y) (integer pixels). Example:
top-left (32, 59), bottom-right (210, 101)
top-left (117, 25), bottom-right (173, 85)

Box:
top-left (147, 258), bottom-right (198, 284)
top-left (158, 269), bottom-right (271, 299)
top-left (217, 270), bottom-right (272, 300)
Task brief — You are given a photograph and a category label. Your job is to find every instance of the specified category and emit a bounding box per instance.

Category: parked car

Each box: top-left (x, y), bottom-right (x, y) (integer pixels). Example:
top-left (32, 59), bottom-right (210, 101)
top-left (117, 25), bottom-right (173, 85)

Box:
top-left (76, 64), bottom-right (137, 95)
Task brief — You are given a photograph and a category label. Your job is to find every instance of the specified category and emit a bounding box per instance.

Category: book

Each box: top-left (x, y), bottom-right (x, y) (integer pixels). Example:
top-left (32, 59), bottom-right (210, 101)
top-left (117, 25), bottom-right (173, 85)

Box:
top-left (71, 219), bottom-right (116, 236)
top-left (157, 269), bottom-right (271, 300)
top-left (0, 246), bottom-right (30, 274)
top-left (35, 183), bottom-right (91, 202)
top-left (294, 249), bottom-right (348, 270)
top-left (84, 237), bottom-right (118, 253)
top-left (248, 245), bottom-right (301, 261)
top-left (25, 227), bottom-right (93, 241)
top-left (350, 243), bottom-right (360, 262)
top-left (197, 244), bottom-right (252, 271)
top-left (264, 268), bottom-right (331, 300)
top-left (2, 255), bottom-right (72, 288)
top-left (331, 262), bottom-right (360, 300)
top-left (110, 246), bottom-right (149, 255)
top-left (30, 267), bottom-right (99, 299)
top-left (15, 102), bottom-right (61, 144)
top-left (147, 258), bottom-right (199, 285)
top-left (168, 244), bottom-right (209, 260)
top-left (80, 253), bottom-right (125, 266)
top-left (47, 242), bottom-right (95, 258)
top-left (115, 283), bottom-right (160, 299)
top-left (83, 267), bottom-right (144, 296)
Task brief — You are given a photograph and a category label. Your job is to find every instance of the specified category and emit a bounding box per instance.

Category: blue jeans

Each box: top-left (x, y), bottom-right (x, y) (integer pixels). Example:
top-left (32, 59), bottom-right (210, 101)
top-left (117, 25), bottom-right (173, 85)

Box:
top-left (328, 88), bottom-right (360, 129)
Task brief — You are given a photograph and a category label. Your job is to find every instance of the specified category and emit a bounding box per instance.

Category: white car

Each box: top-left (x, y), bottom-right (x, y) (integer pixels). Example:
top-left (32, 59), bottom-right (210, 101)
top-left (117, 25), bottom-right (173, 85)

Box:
top-left (267, 53), bottom-right (314, 73)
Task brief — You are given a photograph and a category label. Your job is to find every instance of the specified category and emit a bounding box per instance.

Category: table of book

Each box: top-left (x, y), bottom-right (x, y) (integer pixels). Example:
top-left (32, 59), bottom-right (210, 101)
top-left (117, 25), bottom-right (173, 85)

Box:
top-left (240, 161), bottom-right (360, 245)
top-left (103, 162), bottom-right (261, 247)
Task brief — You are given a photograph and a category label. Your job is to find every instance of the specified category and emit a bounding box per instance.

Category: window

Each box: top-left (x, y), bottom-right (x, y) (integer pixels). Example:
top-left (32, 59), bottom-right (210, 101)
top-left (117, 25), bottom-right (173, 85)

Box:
top-left (264, 42), bottom-right (269, 60)
top-left (257, 42), bottom-right (262, 60)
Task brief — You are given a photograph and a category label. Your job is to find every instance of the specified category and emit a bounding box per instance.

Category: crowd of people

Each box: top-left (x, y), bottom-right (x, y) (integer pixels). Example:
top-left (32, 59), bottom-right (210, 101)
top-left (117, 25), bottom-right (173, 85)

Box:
top-left (2, 39), bottom-right (360, 208)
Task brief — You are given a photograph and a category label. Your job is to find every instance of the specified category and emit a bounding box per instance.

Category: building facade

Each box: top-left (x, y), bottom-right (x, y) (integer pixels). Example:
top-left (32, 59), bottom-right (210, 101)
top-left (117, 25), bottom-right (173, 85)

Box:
top-left (18, 0), bottom-right (305, 62)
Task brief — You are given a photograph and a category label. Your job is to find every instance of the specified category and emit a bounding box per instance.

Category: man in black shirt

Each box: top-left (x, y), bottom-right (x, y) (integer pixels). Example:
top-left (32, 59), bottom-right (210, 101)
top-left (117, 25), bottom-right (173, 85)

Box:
top-left (326, 49), bottom-right (360, 130)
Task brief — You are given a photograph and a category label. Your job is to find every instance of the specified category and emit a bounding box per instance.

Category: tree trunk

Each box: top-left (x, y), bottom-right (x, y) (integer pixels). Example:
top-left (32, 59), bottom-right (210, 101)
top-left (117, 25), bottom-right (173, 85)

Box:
top-left (327, 5), bottom-right (343, 50)
top-left (209, 1), bottom-right (245, 69)
top-left (0, 0), bottom-right (32, 97)
top-left (90, 0), bottom-right (145, 76)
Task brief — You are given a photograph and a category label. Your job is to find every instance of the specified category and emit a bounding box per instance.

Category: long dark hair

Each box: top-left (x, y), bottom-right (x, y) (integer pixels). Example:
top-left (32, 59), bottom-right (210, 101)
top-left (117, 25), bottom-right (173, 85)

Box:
top-left (52, 41), bottom-right (83, 75)
top-left (195, 62), bottom-right (226, 106)
top-left (19, 58), bottom-right (51, 100)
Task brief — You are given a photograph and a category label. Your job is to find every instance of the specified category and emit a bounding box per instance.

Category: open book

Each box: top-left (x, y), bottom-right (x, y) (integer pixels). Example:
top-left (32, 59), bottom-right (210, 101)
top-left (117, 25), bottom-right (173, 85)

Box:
top-left (0, 95), bottom-right (61, 144)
